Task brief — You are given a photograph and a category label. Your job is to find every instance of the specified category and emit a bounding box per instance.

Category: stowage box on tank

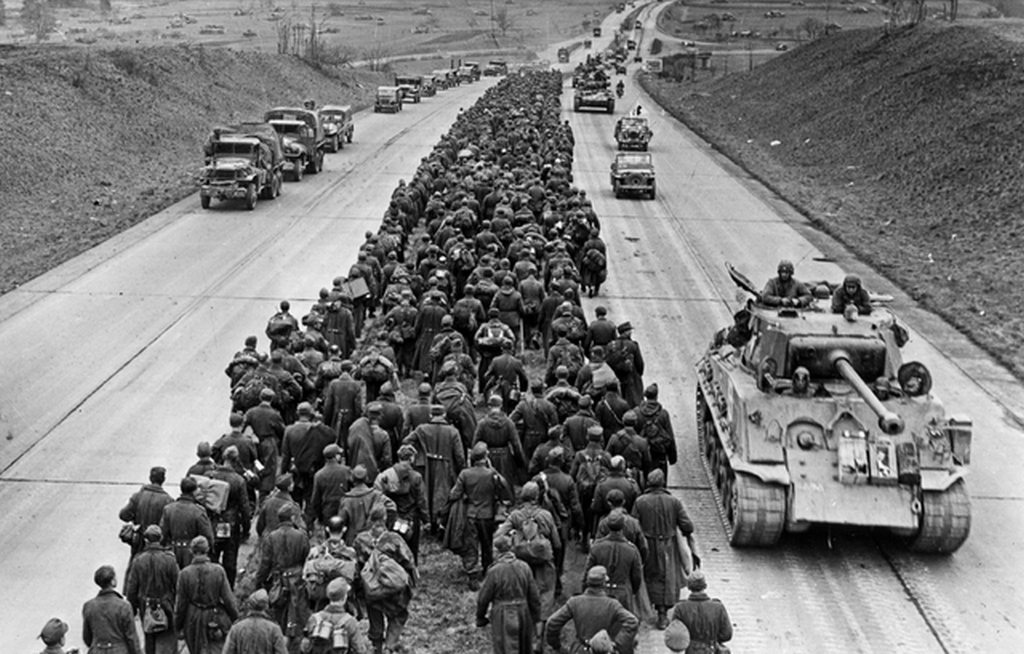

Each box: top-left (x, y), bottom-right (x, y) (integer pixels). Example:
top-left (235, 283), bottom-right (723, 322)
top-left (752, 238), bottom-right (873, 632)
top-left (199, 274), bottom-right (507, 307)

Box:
top-left (695, 267), bottom-right (972, 553)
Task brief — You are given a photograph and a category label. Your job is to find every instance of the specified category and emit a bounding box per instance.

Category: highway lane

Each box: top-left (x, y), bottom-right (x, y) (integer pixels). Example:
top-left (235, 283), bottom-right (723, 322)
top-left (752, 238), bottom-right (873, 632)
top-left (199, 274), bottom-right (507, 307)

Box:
top-left (0, 75), bottom-right (500, 652)
top-left (562, 9), bottom-right (1024, 651)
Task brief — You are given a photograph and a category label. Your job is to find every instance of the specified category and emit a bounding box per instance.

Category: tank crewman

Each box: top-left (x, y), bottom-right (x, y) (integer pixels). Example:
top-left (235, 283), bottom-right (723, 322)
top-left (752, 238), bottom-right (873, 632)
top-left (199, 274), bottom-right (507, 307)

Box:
top-left (761, 259), bottom-right (812, 308)
top-left (831, 273), bottom-right (873, 315)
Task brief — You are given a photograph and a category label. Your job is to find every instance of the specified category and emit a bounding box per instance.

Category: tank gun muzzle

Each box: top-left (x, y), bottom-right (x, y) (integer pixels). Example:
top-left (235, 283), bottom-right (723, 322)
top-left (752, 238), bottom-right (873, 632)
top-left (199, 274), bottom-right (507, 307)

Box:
top-left (831, 352), bottom-right (904, 435)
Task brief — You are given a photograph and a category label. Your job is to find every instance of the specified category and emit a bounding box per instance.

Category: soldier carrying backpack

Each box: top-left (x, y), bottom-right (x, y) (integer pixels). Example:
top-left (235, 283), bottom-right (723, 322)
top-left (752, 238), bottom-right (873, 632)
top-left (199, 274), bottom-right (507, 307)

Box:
top-left (300, 578), bottom-right (365, 654)
top-left (636, 383), bottom-right (677, 478)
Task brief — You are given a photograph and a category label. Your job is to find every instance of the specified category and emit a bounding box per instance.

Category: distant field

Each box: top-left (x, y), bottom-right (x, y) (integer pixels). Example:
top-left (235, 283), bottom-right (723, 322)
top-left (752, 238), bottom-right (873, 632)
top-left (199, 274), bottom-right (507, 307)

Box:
top-left (1, 0), bottom-right (617, 60)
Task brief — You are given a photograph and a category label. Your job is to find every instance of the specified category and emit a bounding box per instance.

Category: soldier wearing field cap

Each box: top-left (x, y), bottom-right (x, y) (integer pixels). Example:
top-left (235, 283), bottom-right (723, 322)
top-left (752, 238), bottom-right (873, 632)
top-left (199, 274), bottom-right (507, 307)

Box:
top-left (299, 579), bottom-right (365, 654)
top-left (669, 570), bottom-right (733, 650)
top-left (207, 446), bottom-right (251, 588)
top-left (256, 473), bottom-right (304, 538)
top-left (402, 403), bottom-right (465, 531)
top-left (222, 590), bottom-right (287, 654)
top-left (606, 321), bottom-right (645, 408)
top-left (306, 443), bottom-right (353, 528)
top-left (119, 465), bottom-right (173, 562)
top-left (281, 401), bottom-right (336, 508)
top-left (125, 525), bottom-right (179, 654)
top-left (37, 618), bottom-right (71, 654)
top-left (255, 505), bottom-right (310, 639)
top-left (159, 477), bottom-right (214, 569)
top-left (347, 402), bottom-right (392, 484)
top-left (545, 566), bottom-right (638, 654)
top-left (175, 536), bottom-right (238, 654)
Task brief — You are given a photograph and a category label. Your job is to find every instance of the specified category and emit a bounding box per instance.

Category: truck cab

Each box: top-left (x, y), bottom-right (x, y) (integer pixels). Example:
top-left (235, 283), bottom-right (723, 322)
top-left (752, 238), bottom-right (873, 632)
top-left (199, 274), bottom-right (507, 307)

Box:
top-left (394, 75), bottom-right (423, 103)
top-left (374, 86), bottom-right (403, 113)
top-left (264, 107), bottom-right (326, 180)
top-left (319, 104), bottom-right (354, 152)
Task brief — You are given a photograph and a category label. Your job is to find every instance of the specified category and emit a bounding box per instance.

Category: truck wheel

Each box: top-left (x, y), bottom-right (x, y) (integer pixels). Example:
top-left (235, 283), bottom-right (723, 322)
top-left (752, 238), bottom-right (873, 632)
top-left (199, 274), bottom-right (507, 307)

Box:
top-left (649, 181), bottom-right (656, 199)
top-left (347, 130), bottom-right (353, 144)
top-left (608, 101), bottom-right (615, 114)
top-left (200, 195), bottom-right (211, 209)
top-left (245, 184), bottom-right (258, 211)
top-left (338, 134), bottom-right (344, 150)
top-left (274, 172), bottom-right (282, 197)
top-left (292, 159), bottom-right (304, 182)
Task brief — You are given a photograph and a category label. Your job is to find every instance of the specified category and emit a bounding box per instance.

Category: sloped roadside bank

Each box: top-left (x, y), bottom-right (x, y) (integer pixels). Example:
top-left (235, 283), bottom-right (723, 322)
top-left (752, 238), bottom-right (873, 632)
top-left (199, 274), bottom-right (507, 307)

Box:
top-left (640, 23), bottom-right (1024, 379)
top-left (0, 45), bottom-right (388, 295)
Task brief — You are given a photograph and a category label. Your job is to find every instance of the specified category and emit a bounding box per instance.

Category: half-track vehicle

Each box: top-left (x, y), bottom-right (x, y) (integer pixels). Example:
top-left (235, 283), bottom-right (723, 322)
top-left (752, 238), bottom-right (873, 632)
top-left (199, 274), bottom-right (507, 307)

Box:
top-left (199, 125), bottom-right (284, 210)
top-left (374, 86), bottom-right (403, 113)
top-left (614, 116), bottom-right (652, 151)
top-left (610, 151), bottom-right (655, 198)
top-left (319, 104), bottom-right (354, 152)
top-left (695, 265), bottom-right (972, 553)
top-left (574, 83), bottom-right (615, 113)
top-left (394, 75), bottom-right (423, 103)
top-left (264, 107), bottom-right (326, 181)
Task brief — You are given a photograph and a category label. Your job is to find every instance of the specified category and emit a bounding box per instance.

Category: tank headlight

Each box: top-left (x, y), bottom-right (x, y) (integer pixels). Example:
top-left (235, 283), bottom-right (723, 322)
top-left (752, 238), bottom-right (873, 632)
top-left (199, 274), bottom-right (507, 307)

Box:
top-left (796, 430), bottom-right (817, 450)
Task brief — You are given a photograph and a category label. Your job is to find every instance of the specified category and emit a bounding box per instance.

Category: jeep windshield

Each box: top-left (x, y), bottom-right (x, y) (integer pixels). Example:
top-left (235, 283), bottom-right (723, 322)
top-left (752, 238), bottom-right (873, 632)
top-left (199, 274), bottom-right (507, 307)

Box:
top-left (620, 118), bottom-right (647, 129)
top-left (320, 110), bottom-right (347, 121)
top-left (269, 121), bottom-right (304, 136)
top-left (616, 153), bottom-right (652, 168)
top-left (395, 77), bottom-right (419, 86)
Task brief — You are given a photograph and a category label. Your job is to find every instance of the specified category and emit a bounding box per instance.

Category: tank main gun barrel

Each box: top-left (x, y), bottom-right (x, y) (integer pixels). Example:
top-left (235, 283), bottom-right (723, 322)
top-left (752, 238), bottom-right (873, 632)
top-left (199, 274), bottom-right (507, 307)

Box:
top-left (832, 354), bottom-right (905, 435)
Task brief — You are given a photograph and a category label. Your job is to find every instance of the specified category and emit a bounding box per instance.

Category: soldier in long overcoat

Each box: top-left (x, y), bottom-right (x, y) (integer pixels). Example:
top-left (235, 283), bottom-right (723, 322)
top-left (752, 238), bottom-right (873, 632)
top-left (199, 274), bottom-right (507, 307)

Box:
top-left (222, 590), bottom-right (287, 654)
top-left (632, 469), bottom-right (695, 628)
top-left (403, 404), bottom-right (465, 529)
top-left (545, 566), bottom-right (638, 654)
top-left (83, 565), bottom-right (141, 654)
top-left (255, 505), bottom-right (311, 642)
top-left (473, 396), bottom-right (527, 487)
top-left (174, 537), bottom-right (239, 654)
top-left (119, 466), bottom-right (173, 561)
top-left (125, 526), bottom-right (179, 654)
top-left (413, 294), bottom-right (448, 374)
top-left (669, 570), bottom-right (733, 651)
top-left (476, 535), bottom-right (542, 654)
top-left (584, 512), bottom-right (643, 616)
top-left (607, 322), bottom-right (645, 407)
top-left (159, 477), bottom-right (214, 569)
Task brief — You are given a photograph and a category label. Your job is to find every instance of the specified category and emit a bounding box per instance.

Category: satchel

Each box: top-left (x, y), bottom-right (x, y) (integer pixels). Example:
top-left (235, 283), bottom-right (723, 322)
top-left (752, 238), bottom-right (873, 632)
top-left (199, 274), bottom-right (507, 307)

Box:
top-left (142, 598), bottom-right (169, 634)
top-left (205, 606), bottom-right (231, 641)
top-left (119, 523), bottom-right (138, 546)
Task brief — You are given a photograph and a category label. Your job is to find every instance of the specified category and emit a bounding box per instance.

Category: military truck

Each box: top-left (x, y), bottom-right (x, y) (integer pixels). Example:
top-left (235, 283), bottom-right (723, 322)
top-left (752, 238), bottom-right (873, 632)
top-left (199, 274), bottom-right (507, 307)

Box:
top-left (394, 74), bottom-right (423, 103)
top-left (483, 60), bottom-right (508, 76)
top-left (614, 116), bottom-right (652, 151)
top-left (374, 86), bottom-right (403, 113)
top-left (574, 83), bottom-right (615, 114)
top-left (264, 107), bottom-right (326, 181)
top-left (695, 265), bottom-right (972, 553)
top-left (199, 125), bottom-right (285, 210)
top-left (420, 74), bottom-right (438, 96)
top-left (558, 48), bottom-right (571, 63)
top-left (320, 104), bottom-right (354, 152)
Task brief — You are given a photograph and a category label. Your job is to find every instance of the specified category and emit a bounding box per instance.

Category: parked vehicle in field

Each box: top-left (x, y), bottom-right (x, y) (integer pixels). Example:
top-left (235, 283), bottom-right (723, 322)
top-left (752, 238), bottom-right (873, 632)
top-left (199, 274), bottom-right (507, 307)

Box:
top-left (696, 265), bottom-right (972, 553)
top-left (264, 107), bottom-right (326, 181)
top-left (319, 104), bottom-right (354, 152)
top-left (610, 151), bottom-right (655, 199)
top-left (200, 125), bottom-right (285, 210)
top-left (558, 47), bottom-right (571, 63)
top-left (614, 116), bottom-right (652, 151)
top-left (593, 26), bottom-right (602, 37)
top-left (394, 74), bottom-right (423, 103)
top-left (374, 86), bottom-right (403, 113)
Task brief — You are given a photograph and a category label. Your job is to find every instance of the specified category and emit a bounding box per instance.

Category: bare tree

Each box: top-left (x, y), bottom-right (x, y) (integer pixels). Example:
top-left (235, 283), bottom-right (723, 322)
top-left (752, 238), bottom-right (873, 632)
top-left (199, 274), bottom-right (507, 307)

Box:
top-left (0, 0), bottom-right (6, 27)
top-left (277, 18), bottom-right (291, 54)
top-left (21, 0), bottom-right (56, 40)
top-left (494, 6), bottom-right (514, 36)
top-left (798, 16), bottom-right (825, 40)
top-left (363, 41), bottom-right (391, 72)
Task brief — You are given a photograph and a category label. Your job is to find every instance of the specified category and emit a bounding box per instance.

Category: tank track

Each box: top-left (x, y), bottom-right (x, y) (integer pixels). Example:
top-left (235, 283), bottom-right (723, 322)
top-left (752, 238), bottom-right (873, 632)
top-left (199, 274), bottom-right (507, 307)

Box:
top-left (697, 386), bottom-right (786, 547)
top-left (906, 480), bottom-right (971, 554)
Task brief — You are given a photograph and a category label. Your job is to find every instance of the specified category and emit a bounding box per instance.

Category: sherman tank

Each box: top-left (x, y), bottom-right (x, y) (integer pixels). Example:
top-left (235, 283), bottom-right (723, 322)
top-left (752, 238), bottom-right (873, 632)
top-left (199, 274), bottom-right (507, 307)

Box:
top-left (695, 265), bottom-right (972, 553)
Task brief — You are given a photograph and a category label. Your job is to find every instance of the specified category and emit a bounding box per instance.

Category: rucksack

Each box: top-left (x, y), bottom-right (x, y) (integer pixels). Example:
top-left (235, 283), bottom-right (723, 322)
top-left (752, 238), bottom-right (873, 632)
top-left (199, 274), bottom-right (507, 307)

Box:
top-left (575, 453), bottom-right (606, 494)
top-left (478, 322), bottom-right (507, 348)
top-left (605, 339), bottom-right (634, 376)
top-left (360, 536), bottom-right (410, 600)
top-left (266, 315), bottom-right (293, 338)
top-left (452, 301), bottom-right (478, 332)
top-left (303, 542), bottom-right (358, 603)
top-left (308, 609), bottom-right (356, 652)
top-left (511, 512), bottom-right (553, 565)
top-left (231, 374), bottom-right (267, 410)
top-left (582, 248), bottom-right (607, 270)
top-left (360, 356), bottom-right (391, 384)
top-left (641, 416), bottom-right (673, 458)
top-left (550, 345), bottom-right (583, 375)
top-left (190, 475), bottom-right (231, 515)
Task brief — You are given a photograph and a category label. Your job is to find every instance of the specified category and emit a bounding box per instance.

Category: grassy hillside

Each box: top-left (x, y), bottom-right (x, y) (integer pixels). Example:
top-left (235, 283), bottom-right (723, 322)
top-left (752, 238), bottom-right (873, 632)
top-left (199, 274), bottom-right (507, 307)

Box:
top-left (642, 22), bottom-right (1024, 377)
top-left (0, 45), bottom-right (388, 294)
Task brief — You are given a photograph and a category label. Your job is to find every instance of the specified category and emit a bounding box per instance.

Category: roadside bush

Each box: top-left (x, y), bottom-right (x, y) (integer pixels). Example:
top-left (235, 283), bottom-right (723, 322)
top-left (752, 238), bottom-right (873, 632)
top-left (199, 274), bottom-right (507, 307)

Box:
top-left (651, 37), bottom-right (663, 55)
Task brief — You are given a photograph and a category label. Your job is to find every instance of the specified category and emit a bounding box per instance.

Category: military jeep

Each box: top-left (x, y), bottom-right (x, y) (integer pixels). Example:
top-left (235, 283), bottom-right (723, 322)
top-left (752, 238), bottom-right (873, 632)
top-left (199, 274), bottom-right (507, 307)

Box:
top-left (614, 116), bottom-right (653, 151)
top-left (610, 151), bottom-right (656, 199)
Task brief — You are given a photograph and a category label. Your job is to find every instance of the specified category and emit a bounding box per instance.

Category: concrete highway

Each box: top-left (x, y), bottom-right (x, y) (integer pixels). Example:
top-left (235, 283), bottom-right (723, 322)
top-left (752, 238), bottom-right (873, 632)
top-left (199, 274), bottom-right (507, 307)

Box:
top-left (1, 3), bottom-right (1021, 652)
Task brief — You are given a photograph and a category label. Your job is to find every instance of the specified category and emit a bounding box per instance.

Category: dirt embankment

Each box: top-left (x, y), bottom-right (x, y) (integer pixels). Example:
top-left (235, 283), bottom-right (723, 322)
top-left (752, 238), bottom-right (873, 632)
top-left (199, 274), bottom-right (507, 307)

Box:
top-left (0, 45), bottom-right (388, 294)
top-left (642, 22), bottom-right (1024, 377)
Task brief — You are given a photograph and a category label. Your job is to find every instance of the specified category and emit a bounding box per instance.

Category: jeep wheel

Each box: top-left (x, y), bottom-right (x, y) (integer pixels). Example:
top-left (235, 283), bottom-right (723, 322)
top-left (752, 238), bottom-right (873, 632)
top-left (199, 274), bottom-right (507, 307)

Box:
top-left (347, 131), bottom-right (353, 144)
top-left (649, 181), bottom-right (657, 199)
top-left (200, 195), bottom-right (211, 209)
top-left (244, 184), bottom-right (258, 211)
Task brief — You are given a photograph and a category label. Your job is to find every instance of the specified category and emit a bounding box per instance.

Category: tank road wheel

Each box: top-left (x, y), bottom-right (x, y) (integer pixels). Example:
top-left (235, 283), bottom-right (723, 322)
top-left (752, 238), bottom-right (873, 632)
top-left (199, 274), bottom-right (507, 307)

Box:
top-left (200, 194), bottom-right (211, 209)
top-left (244, 184), bottom-right (258, 211)
top-left (729, 473), bottom-right (786, 547)
top-left (906, 480), bottom-right (971, 554)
